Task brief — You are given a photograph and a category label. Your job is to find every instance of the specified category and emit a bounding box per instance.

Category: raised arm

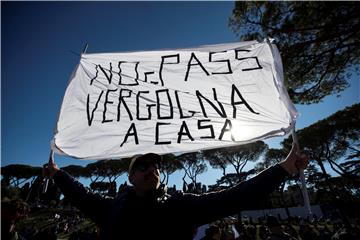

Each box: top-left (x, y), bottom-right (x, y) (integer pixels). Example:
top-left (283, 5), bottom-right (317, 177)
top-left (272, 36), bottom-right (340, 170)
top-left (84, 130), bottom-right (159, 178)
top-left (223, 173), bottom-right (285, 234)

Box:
top-left (172, 143), bottom-right (309, 226)
top-left (43, 159), bottom-right (110, 222)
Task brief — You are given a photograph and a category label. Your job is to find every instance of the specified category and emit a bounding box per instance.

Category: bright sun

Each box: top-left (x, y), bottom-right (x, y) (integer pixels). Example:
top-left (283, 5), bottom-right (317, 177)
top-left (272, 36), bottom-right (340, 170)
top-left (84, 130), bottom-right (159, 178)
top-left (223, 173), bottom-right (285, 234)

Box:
top-left (231, 124), bottom-right (255, 141)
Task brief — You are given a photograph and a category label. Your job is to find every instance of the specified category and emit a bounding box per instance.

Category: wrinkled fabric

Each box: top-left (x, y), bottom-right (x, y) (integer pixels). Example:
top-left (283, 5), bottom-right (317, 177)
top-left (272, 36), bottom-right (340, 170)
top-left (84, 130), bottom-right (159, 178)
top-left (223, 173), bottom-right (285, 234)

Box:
top-left (53, 41), bottom-right (297, 159)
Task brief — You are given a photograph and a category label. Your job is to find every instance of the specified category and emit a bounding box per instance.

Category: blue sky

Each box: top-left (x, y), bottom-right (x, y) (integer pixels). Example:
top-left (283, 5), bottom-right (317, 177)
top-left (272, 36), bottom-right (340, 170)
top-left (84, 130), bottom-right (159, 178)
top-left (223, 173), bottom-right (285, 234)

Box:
top-left (2, 2), bottom-right (359, 189)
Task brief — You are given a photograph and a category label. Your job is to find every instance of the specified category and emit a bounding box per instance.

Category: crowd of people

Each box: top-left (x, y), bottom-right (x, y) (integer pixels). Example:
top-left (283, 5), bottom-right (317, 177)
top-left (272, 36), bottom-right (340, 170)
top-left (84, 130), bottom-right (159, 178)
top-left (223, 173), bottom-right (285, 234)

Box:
top-left (199, 215), bottom-right (360, 240)
top-left (2, 149), bottom-right (359, 239)
top-left (2, 197), bottom-right (359, 240)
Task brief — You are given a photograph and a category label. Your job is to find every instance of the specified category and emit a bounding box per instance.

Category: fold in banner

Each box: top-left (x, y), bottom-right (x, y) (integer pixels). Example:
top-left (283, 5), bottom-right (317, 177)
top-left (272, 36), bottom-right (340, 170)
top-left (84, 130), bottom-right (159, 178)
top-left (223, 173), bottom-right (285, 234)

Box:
top-left (52, 40), bottom-right (298, 159)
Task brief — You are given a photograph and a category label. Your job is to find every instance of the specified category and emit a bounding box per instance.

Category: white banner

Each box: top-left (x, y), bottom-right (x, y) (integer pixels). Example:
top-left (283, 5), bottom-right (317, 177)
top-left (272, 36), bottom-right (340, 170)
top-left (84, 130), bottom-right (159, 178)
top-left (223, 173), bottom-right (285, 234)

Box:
top-left (53, 40), bottom-right (298, 159)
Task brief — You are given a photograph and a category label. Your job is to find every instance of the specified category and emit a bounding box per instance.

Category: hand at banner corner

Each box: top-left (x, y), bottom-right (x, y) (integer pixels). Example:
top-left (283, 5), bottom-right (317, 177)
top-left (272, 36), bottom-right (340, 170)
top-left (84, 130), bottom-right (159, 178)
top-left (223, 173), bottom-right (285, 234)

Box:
top-left (279, 143), bottom-right (309, 178)
top-left (42, 161), bottom-right (60, 179)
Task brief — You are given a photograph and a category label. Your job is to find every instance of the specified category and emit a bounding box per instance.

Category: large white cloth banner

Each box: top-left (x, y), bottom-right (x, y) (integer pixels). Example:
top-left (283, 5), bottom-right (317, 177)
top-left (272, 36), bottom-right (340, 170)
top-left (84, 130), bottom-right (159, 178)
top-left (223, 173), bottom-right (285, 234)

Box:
top-left (52, 40), bottom-right (298, 159)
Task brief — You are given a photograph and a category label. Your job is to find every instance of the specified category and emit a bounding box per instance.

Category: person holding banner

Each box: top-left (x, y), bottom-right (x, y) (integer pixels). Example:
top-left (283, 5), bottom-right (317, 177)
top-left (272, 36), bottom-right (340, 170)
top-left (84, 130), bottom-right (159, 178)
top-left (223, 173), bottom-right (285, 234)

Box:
top-left (43, 144), bottom-right (308, 240)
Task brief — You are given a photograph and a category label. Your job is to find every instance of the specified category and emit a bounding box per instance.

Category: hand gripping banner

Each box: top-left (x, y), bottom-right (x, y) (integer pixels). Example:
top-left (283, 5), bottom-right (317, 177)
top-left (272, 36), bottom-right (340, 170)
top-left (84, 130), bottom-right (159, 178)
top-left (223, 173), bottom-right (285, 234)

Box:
top-left (52, 40), bottom-right (298, 159)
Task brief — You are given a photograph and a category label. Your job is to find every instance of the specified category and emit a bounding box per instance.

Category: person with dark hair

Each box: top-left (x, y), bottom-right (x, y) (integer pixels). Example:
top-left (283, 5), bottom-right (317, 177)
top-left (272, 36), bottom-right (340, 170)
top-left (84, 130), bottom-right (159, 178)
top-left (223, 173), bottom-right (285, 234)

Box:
top-left (43, 144), bottom-right (309, 240)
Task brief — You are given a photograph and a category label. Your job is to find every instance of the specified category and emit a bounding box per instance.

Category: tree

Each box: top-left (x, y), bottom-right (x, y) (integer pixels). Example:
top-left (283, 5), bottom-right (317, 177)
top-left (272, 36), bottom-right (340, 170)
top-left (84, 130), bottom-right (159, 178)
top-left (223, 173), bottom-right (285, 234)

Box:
top-left (282, 104), bottom-right (360, 194)
top-left (1, 164), bottom-right (41, 188)
top-left (61, 165), bottom-right (86, 178)
top-left (85, 161), bottom-right (107, 184)
top-left (254, 148), bottom-right (285, 172)
top-left (229, 2), bottom-right (360, 104)
top-left (304, 163), bottom-right (326, 191)
top-left (340, 141), bottom-right (360, 177)
top-left (204, 141), bottom-right (268, 186)
top-left (314, 176), bottom-right (360, 204)
top-left (160, 154), bottom-right (182, 186)
top-left (102, 160), bottom-right (129, 184)
top-left (85, 159), bottom-right (129, 196)
top-left (202, 147), bottom-right (228, 183)
top-left (85, 160), bottom-right (127, 183)
top-left (209, 169), bottom-right (255, 191)
top-left (177, 151), bottom-right (207, 188)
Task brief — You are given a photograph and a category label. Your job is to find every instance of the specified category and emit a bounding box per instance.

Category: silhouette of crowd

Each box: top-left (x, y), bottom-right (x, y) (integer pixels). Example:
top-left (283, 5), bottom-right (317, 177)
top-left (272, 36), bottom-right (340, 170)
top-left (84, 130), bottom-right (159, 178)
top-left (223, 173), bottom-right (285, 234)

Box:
top-left (2, 195), bottom-right (360, 240)
top-left (197, 214), bottom-right (360, 240)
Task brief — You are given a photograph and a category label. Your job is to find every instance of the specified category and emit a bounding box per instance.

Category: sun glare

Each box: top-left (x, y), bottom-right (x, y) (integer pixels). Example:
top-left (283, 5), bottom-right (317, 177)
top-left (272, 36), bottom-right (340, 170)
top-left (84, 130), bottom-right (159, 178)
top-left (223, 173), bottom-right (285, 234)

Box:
top-left (231, 124), bottom-right (255, 141)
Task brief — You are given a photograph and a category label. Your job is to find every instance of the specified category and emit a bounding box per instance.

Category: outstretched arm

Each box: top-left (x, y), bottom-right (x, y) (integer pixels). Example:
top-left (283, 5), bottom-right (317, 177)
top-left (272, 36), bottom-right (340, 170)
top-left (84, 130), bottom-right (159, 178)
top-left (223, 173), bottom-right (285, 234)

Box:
top-left (173, 143), bottom-right (309, 226)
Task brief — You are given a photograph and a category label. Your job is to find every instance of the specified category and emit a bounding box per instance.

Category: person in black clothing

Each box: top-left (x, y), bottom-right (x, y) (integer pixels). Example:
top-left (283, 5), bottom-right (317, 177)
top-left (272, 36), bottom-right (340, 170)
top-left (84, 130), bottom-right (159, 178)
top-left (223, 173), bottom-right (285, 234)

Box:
top-left (43, 144), bottom-right (308, 240)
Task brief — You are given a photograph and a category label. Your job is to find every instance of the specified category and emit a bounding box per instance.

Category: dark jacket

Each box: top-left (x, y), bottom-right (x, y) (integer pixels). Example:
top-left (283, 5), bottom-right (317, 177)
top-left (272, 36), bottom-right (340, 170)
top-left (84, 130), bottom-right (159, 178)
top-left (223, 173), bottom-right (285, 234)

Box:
top-left (54, 164), bottom-right (288, 240)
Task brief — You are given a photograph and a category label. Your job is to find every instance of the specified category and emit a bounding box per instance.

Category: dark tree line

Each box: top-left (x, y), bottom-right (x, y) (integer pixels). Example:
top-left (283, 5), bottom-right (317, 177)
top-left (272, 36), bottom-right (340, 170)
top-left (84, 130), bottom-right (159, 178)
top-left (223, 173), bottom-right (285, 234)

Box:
top-left (2, 104), bottom-right (359, 213)
top-left (229, 1), bottom-right (360, 104)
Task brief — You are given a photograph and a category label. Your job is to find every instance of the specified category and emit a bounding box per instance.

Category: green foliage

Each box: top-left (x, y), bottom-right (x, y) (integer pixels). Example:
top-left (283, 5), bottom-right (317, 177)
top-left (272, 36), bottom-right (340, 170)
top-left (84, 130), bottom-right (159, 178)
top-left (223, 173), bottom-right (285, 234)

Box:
top-left (229, 2), bottom-right (360, 104)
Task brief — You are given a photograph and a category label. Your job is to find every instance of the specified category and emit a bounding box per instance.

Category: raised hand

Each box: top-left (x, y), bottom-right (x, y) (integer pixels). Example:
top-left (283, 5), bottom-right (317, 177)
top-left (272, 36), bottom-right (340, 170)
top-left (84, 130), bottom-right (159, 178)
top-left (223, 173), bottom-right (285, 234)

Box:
top-left (280, 143), bottom-right (309, 177)
top-left (42, 150), bottom-right (59, 178)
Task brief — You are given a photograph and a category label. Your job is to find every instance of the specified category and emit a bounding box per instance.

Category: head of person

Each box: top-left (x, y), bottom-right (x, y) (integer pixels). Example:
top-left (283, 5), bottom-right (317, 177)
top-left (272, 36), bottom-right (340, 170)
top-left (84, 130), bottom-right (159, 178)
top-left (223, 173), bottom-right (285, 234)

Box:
top-left (128, 153), bottom-right (162, 196)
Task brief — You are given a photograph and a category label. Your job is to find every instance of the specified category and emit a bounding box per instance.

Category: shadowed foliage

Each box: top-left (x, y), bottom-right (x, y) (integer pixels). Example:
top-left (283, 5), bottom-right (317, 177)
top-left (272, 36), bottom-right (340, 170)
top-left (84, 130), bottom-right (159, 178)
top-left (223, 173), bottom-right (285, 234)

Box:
top-left (229, 1), bottom-right (360, 104)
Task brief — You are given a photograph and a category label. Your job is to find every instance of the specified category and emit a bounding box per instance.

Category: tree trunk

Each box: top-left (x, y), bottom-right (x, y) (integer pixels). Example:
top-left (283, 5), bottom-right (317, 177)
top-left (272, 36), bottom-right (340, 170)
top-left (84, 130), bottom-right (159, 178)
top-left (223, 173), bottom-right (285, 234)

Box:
top-left (317, 159), bottom-right (337, 200)
top-left (166, 174), bottom-right (169, 185)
